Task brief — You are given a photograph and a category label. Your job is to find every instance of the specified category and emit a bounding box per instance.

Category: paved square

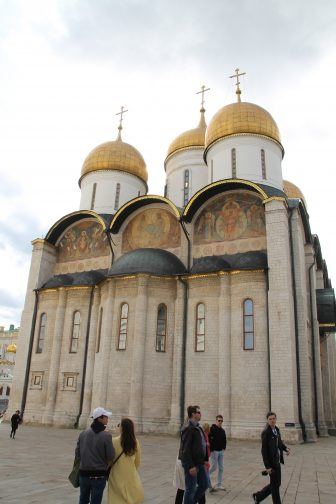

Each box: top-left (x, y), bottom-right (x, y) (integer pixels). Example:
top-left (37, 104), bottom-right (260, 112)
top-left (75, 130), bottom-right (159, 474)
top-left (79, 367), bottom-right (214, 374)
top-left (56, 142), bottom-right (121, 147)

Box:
top-left (0, 423), bottom-right (335, 503)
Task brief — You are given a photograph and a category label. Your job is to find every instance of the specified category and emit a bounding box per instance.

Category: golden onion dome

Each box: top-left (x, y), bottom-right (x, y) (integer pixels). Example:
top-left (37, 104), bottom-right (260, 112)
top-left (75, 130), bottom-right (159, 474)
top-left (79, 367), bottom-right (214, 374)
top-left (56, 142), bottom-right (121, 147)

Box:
top-left (205, 101), bottom-right (282, 152)
top-left (283, 180), bottom-right (306, 206)
top-left (6, 343), bottom-right (17, 353)
top-left (165, 110), bottom-right (206, 163)
top-left (80, 138), bottom-right (148, 184)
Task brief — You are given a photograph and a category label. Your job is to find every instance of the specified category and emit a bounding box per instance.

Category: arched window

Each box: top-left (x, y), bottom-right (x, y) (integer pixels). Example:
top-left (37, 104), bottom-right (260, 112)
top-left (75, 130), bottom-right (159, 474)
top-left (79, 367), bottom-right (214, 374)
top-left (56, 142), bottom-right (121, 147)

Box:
top-left (0, 386), bottom-right (3, 396)
top-left (156, 304), bottom-right (167, 352)
top-left (117, 303), bottom-right (128, 350)
top-left (195, 303), bottom-right (205, 351)
top-left (6, 386), bottom-right (10, 396)
top-left (114, 183), bottom-right (121, 210)
top-left (243, 299), bottom-right (254, 350)
top-left (261, 149), bottom-right (266, 179)
top-left (96, 307), bottom-right (103, 353)
top-left (183, 170), bottom-right (190, 205)
top-left (90, 182), bottom-right (97, 210)
top-left (231, 148), bottom-right (237, 178)
top-left (36, 313), bottom-right (47, 354)
top-left (70, 311), bottom-right (81, 353)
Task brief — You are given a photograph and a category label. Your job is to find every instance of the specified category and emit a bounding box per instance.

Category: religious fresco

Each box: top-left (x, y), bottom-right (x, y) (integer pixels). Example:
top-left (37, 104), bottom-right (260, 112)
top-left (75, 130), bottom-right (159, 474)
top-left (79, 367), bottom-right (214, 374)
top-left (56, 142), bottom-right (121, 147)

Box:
top-left (122, 208), bottom-right (181, 252)
top-left (58, 220), bottom-right (110, 262)
top-left (194, 191), bottom-right (265, 245)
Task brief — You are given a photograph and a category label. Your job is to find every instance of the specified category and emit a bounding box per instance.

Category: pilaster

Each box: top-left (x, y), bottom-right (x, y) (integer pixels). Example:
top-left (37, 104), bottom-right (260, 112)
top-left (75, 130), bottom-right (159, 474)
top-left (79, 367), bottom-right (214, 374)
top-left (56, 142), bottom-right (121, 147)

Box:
top-left (95, 280), bottom-right (115, 406)
top-left (10, 239), bottom-right (57, 414)
top-left (129, 275), bottom-right (149, 431)
top-left (168, 280), bottom-right (185, 433)
top-left (265, 200), bottom-right (301, 442)
top-left (78, 287), bottom-right (101, 428)
top-left (42, 288), bottom-right (67, 424)
top-left (218, 274), bottom-right (231, 436)
top-left (309, 263), bottom-right (328, 437)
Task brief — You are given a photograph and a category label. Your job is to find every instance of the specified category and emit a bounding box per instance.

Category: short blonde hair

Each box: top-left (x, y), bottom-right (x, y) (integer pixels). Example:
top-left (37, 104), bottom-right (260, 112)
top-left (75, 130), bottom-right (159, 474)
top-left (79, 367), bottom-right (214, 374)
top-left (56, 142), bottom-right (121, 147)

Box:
top-left (202, 422), bottom-right (210, 433)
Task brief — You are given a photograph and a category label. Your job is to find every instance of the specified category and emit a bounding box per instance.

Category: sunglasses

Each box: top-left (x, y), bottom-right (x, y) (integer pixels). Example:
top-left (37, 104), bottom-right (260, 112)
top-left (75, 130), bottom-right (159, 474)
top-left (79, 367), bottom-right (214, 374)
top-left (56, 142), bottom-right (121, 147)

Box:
top-left (217, 419), bottom-right (223, 422)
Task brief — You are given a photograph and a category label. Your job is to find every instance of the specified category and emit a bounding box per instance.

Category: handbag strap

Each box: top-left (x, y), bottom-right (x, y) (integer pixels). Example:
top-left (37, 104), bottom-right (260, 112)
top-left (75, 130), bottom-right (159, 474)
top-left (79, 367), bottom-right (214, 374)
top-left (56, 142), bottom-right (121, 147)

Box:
top-left (111, 450), bottom-right (124, 467)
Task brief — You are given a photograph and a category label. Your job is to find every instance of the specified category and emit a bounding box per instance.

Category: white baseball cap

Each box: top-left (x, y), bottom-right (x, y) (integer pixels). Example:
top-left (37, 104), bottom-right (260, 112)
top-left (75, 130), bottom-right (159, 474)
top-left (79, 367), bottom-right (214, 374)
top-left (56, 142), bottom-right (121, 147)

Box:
top-left (91, 407), bottom-right (112, 420)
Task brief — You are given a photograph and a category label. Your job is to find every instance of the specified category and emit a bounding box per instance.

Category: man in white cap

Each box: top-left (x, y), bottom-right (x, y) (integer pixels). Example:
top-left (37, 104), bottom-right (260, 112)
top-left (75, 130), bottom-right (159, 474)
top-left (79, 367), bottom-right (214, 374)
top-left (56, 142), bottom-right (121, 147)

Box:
top-left (75, 407), bottom-right (115, 504)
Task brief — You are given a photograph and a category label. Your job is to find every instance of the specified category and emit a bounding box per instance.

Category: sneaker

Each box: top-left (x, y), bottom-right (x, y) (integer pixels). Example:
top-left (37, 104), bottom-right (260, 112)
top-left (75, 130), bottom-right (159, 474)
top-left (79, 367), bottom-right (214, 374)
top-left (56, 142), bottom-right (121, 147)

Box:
top-left (252, 493), bottom-right (258, 503)
top-left (209, 486), bottom-right (216, 493)
top-left (216, 484), bottom-right (226, 491)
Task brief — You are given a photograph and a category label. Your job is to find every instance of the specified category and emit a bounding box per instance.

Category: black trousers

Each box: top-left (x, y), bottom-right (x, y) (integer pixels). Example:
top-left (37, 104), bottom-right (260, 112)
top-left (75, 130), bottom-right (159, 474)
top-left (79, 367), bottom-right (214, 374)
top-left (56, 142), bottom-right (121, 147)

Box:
top-left (174, 488), bottom-right (206, 504)
top-left (10, 427), bottom-right (17, 438)
top-left (255, 465), bottom-right (281, 504)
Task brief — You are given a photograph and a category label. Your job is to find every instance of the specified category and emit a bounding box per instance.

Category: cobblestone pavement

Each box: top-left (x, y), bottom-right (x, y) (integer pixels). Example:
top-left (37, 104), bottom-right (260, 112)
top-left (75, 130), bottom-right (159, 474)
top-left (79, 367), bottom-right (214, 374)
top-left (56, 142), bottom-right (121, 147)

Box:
top-left (0, 423), bottom-right (336, 503)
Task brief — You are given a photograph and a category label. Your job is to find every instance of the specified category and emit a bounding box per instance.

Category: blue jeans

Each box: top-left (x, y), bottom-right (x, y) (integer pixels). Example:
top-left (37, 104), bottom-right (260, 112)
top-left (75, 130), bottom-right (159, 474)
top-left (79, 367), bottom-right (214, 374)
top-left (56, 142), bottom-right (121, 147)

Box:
top-left (209, 450), bottom-right (224, 486)
top-left (79, 474), bottom-right (106, 504)
top-left (182, 463), bottom-right (209, 504)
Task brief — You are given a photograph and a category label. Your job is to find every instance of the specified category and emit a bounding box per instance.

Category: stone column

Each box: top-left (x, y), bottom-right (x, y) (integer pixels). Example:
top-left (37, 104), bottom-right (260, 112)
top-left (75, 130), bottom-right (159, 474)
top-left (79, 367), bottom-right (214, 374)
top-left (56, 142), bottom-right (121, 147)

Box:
top-left (168, 280), bottom-right (185, 433)
top-left (265, 200), bottom-right (301, 442)
top-left (320, 335), bottom-right (334, 431)
top-left (310, 267), bottom-right (328, 437)
top-left (78, 287), bottom-right (101, 428)
top-left (42, 288), bottom-right (67, 424)
top-left (218, 274), bottom-right (231, 436)
top-left (10, 239), bottom-right (57, 414)
top-left (129, 275), bottom-right (149, 431)
top-left (327, 334), bottom-right (336, 433)
top-left (96, 280), bottom-right (116, 406)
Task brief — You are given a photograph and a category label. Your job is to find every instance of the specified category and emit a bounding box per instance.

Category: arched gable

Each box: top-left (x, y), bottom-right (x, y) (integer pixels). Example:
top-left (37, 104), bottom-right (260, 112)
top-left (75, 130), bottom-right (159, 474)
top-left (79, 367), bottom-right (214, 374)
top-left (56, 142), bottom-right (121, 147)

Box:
top-left (110, 195), bottom-right (180, 234)
top-left (182, 179), bottom-right (268, 222)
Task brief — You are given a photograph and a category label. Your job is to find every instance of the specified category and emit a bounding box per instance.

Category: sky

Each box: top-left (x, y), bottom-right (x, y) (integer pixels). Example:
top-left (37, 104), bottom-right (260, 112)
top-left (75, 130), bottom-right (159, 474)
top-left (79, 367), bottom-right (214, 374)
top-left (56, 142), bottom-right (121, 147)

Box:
top-left (0, 0), bottom-right (336, 328)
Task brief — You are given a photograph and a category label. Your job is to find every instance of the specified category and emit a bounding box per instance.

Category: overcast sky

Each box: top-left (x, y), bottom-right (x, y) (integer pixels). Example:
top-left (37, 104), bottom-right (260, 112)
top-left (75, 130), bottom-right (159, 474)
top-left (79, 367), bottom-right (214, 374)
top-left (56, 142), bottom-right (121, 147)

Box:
top-left (0, 0), bottom-right (336, 328)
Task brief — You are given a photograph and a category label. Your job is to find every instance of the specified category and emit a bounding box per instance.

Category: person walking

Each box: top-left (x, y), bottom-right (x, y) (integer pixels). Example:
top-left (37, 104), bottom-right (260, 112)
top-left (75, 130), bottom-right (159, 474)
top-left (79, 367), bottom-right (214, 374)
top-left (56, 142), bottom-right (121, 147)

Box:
top-left (108, 417), bottom-right (144, 504)
top-left (10, 410), bottom-right (21, 439)
top-left (75, 407), bottom-right (115, 504)
top-left (252, 412), bottom-right (290, 504)
top-left (179, 405), bottom-right (209, 504)
top-left (209, 414), bottom-right (227, 491)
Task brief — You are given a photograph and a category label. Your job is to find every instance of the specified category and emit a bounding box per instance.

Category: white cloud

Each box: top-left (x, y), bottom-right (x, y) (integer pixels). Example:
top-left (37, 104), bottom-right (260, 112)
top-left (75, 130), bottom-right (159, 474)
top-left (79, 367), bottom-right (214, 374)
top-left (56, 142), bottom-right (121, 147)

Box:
top-left (0, 0), bottom-right (335, 326)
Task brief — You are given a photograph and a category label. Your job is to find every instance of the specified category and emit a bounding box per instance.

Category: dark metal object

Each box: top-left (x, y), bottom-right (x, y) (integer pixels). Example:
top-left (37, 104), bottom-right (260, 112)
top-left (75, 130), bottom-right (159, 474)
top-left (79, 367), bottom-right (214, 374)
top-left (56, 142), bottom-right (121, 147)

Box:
top-left (21, 290), bottom-right (39, 416)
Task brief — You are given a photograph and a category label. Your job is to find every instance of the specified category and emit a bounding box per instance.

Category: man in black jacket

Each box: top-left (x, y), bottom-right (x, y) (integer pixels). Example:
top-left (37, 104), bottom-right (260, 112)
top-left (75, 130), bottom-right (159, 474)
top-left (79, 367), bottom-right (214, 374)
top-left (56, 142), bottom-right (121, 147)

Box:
top-left (179, 405), bottom-right (209, 504)
top-left (10, 410), bottom-right (21, 439)
top-left (253, 412), bottom-right (290, 504)
top-left (209, 414), bottom-right (227, 490)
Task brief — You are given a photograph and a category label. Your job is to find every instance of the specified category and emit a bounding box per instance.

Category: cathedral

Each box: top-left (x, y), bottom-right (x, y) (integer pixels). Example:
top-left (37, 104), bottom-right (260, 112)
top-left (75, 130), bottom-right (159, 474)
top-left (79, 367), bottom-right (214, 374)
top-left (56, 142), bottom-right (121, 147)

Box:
top-left (10, 76), bottom-right (336, 442)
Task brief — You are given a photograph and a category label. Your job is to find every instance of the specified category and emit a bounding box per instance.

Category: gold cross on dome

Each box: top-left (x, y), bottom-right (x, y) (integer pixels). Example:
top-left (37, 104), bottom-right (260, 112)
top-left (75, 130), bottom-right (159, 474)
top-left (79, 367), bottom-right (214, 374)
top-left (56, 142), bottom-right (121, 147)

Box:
top-left (116, 106), bottom-right (128, 140)
top-left (196, 85), bottom-right (210, 111)
top-left (229, 68), bottom-right (246, 102)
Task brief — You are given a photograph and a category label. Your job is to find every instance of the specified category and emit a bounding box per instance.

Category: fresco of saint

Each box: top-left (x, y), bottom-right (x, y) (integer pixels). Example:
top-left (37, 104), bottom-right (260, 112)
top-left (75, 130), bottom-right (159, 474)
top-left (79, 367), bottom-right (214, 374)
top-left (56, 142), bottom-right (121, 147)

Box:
top-left (194, 191), bottom-right (265, 245)
top-left (122, 209), bottom-right (181, 252)
top-left (58, 220), bottom-right (109, 262)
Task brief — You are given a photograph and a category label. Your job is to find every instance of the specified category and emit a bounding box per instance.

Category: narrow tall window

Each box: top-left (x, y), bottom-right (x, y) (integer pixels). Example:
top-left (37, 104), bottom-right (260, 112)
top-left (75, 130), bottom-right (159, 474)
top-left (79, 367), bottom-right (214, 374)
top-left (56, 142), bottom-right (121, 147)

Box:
top-left (117, 303), bottom-right (128, 350)
top-left (90, 183), bottom-right (97, 210)
top-left (96, 307), bottom-right (103, 353)
top-left (164, 183), bottom-right (168, 198)
top-left (0, 386), bottom-right (3, 396)
top-left (114, 183), bottom-right (121, 211)
top-left (210, 159), bottom-right (214, 182)
top-left (261, 149), bottom-right (266, 179)
top-left (231, 148), bottom-right (237, 178)
top-left (156, 304), bottom-right (167, 352)
top-left (36, 313), bottom-right (46, 354)
top-left (70, 311), bottom-right (81, 353)
top-left (195, 303), bottom-right (205, 351)
top-left (243, 299), bottom-right (254, 350)
top-left (6, 386), bottom-right (10, 396)
top-left (183, 170), bottom-right (190, 205)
